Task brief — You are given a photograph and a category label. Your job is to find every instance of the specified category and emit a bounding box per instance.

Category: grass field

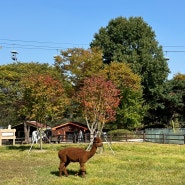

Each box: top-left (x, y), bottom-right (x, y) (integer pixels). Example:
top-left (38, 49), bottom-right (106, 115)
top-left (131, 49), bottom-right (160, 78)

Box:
top-left (0, 141), bottom-right (185, 185)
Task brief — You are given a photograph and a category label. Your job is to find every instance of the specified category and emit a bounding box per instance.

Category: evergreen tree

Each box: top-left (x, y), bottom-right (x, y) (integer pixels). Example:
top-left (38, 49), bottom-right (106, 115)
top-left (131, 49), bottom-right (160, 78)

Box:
top-left (90, 16), bottom-right (170, 125)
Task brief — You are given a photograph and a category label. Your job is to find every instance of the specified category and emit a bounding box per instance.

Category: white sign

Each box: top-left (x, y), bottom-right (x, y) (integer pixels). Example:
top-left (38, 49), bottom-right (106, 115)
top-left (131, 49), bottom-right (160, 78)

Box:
top-left (2, 132), bottom-right (14, 136)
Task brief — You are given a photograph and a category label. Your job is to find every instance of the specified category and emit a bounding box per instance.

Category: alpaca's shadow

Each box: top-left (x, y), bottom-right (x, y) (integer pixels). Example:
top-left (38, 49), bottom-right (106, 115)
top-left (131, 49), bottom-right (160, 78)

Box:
top-left (51, 169), bottom-right (80, 177)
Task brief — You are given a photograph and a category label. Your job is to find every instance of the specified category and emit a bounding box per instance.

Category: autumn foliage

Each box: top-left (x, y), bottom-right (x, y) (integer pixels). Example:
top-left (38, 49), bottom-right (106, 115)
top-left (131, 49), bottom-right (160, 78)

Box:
top-left (19, 74), bottom-right (68, 122)
top-left (76, 76), bottom-right (121, 135)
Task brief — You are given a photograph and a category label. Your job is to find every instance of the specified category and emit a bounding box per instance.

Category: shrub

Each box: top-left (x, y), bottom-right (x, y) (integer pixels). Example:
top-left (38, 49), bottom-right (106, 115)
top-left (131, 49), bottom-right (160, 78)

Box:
top-left (108, 129), bottom-right (132, 136)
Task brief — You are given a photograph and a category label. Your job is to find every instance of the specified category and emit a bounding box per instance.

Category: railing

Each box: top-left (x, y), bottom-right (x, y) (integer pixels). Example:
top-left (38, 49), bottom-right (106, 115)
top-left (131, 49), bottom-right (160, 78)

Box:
top-left (51, 133), bottom-right (185, 145)
top-left (14, 132), bottom-right (185, 145)
top-left (143, 133), bottom-right (185, 144)
top-left (15, 137), bottom-right (26, 144)
top-left (106, 133), bottom-right (185, 145)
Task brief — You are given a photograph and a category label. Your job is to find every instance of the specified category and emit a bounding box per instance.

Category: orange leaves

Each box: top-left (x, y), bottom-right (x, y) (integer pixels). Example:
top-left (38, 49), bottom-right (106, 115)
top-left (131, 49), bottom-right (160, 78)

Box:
top-left (19, 74), bottom-right (68, 121)
top-left (173, 73), bottom-right (185, 81)
top-left (76, 76), bottom-right (121, 124)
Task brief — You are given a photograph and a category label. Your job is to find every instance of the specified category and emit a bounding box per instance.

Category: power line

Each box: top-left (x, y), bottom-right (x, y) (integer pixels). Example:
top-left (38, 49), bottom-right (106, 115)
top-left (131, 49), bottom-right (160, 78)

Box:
top-left (1, 45), bottom-right (62, 51)
top-left (0, 38), bottom-right (89, 46)
top-left (1, 38), bottom-right (185, 53)
top-left (0, 38), bottom-right (89, 51)
top-left (163, 46), bottom-right (185, 48)
top-left (2, 39), bottom-right (185, 48)
top-left (0, 42), bottom-right (66, 51)
top-left (164, 46), bottom-right (185, 52)
top-left (164, 50), bottom-right (185, 53)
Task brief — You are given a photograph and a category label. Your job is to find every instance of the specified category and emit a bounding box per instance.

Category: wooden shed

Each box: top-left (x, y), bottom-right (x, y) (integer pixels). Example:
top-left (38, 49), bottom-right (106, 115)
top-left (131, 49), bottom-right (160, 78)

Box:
top-left (52, 122), bottom-right (89, 142)
top-left (12, 121), bottom-right (49, 143)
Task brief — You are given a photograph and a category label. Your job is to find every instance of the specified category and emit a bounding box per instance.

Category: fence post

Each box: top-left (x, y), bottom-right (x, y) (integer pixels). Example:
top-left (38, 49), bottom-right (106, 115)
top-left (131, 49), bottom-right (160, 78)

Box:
top-left (0, 132), bottom-right (2, 146)
top-left (143, 133), bottom-right (145, 142)
top-left (84, 134), bottom-right (86, 143)
top-left (110, 134), bottom-right (112, 143)
top-left (125, 133), bottom-right (128, 142)
top-left (162, 134), bottom-right (165, 144)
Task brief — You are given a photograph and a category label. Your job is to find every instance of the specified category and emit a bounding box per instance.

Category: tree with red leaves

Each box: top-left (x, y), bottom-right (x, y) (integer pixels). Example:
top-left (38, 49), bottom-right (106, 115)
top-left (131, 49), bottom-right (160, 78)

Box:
top-left (76, 76), bottom-right (121, 138)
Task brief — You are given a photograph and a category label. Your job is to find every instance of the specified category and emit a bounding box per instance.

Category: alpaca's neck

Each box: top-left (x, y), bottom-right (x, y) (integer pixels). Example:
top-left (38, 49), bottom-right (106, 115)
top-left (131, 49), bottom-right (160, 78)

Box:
top-left (87, 145), bottom-right (97, 159)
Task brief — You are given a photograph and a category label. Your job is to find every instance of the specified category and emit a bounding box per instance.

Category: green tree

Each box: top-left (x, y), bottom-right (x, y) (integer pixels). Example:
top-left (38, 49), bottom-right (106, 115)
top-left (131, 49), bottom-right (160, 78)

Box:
top-left (103, 62), bottom-right (142, 91)
top-left (0, 71), bottom-right (19, 127)
top-left (155, 73), bottom-right (185, 127)
top-left (54, 47), bottom-right (105, 122)
top-left (117, 88), bottom-right (147, 129)
top-left (0, 62), bottom-right (61, 126)
top-left (19, 74), bottom-right (69, 148)
top-left (54, 47), bottom-right (103, 88)
top-left (90, 16), bottom-right (170, 125)
top-left (102, 62), bottom-right (147, 129)
top-left (19, 74), bottom-right (68, 122)
top-left (54, 47), bottom-right (146, 129)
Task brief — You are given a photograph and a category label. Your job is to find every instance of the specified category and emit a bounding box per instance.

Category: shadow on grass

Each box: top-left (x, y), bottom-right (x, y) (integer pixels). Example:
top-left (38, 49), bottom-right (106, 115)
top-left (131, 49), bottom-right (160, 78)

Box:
top-left (6, 145), bottom-right (32, 151)
top-left (51, 169), bottom-right (80, 177)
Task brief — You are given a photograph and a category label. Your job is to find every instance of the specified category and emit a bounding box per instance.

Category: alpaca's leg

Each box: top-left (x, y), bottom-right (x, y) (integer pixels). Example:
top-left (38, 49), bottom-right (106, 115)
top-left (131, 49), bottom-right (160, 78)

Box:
top-left (65, 160), bottom-right (70, 168)
top-left (63, 161), bottom-right (70, 177)
top-left (59, 162), bottom-right (65, 177)
top-left (80, 163), bottom-right (86, 178)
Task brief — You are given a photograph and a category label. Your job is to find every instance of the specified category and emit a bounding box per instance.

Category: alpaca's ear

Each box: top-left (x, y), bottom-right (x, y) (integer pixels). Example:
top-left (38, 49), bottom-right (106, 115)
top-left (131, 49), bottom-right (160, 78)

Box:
top-left (94, 137), bottom-right (102, 143)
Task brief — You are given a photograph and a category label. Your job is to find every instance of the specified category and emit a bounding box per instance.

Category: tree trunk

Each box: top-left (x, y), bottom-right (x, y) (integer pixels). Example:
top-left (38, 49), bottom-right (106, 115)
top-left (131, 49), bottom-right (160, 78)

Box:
top-left (39, 128), bottom-right (43, 150)
top-left (167, 112), bottom-right (174, 127)
top-left (23, 121), bottom-right (30, 143)
top-left (39, 131), bottom-right (43, 150)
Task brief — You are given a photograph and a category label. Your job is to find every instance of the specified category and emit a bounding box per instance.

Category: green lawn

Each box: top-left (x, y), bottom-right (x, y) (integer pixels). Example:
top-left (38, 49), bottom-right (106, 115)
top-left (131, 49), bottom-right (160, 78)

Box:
top-left (0, 142), bottom-right (185, 185)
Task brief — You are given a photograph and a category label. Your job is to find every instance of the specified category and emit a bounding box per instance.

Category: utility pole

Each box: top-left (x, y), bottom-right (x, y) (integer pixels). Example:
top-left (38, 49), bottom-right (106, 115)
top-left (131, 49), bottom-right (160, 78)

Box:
top-left (11, 50), bottom-right (18, 61)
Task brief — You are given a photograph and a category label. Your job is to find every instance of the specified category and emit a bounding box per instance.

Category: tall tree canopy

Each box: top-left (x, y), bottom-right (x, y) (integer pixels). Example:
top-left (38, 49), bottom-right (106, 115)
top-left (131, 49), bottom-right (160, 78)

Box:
top-left (90, 16), bottom-right (170, 125)
top-left (54, 47), bottom-right (145, 129)
top-left (54, 47), bottom-right (104, 122)
top-left (102, 62), bottom-right (147, 129)
top-left (54, 47), bottom-right (103, 88)
top-left (103, 62), bottom-right (142, 91)
top-left (155, 73), bottom-right (185, 127)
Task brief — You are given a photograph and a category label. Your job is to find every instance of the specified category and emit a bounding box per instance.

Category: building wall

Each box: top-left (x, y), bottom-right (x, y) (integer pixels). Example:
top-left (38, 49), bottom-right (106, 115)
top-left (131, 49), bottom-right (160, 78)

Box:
top-left (52, 123), bottom-right (89, 142)
top-left (52, 125), bottom-right (83, 136)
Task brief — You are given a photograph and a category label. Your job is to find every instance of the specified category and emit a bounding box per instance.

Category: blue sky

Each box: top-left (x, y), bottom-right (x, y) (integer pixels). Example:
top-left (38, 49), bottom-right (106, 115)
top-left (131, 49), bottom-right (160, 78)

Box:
top-left (0, 0), bottom-right (185, 79)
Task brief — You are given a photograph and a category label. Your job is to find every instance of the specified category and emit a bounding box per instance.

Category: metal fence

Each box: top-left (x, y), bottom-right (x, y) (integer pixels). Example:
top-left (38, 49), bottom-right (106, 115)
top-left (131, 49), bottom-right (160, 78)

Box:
top-left (144, 128), bottom-right (185, 144)
top-left (106, 130), bottom-right (185, 145)
top-left (14, 129), bottom-right (185, 145)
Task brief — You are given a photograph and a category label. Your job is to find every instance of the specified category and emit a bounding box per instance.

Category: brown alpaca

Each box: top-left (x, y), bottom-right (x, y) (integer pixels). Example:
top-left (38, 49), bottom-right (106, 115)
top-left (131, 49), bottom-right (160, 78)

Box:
top-left (58, 137), bottom-right (103, 177)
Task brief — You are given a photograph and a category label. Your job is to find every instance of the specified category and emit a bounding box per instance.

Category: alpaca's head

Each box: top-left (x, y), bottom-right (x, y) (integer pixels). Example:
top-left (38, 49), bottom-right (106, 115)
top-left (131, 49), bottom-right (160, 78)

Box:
top-left (93, 137), bottom-right (103, 147)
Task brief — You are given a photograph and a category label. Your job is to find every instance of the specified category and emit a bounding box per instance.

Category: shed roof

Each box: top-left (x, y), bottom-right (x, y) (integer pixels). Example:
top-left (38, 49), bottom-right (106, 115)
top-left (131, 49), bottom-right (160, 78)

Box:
top-left (12, 121), bottom-right (49, 129)
top-left (52, 122), bottom-right (88, 131)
